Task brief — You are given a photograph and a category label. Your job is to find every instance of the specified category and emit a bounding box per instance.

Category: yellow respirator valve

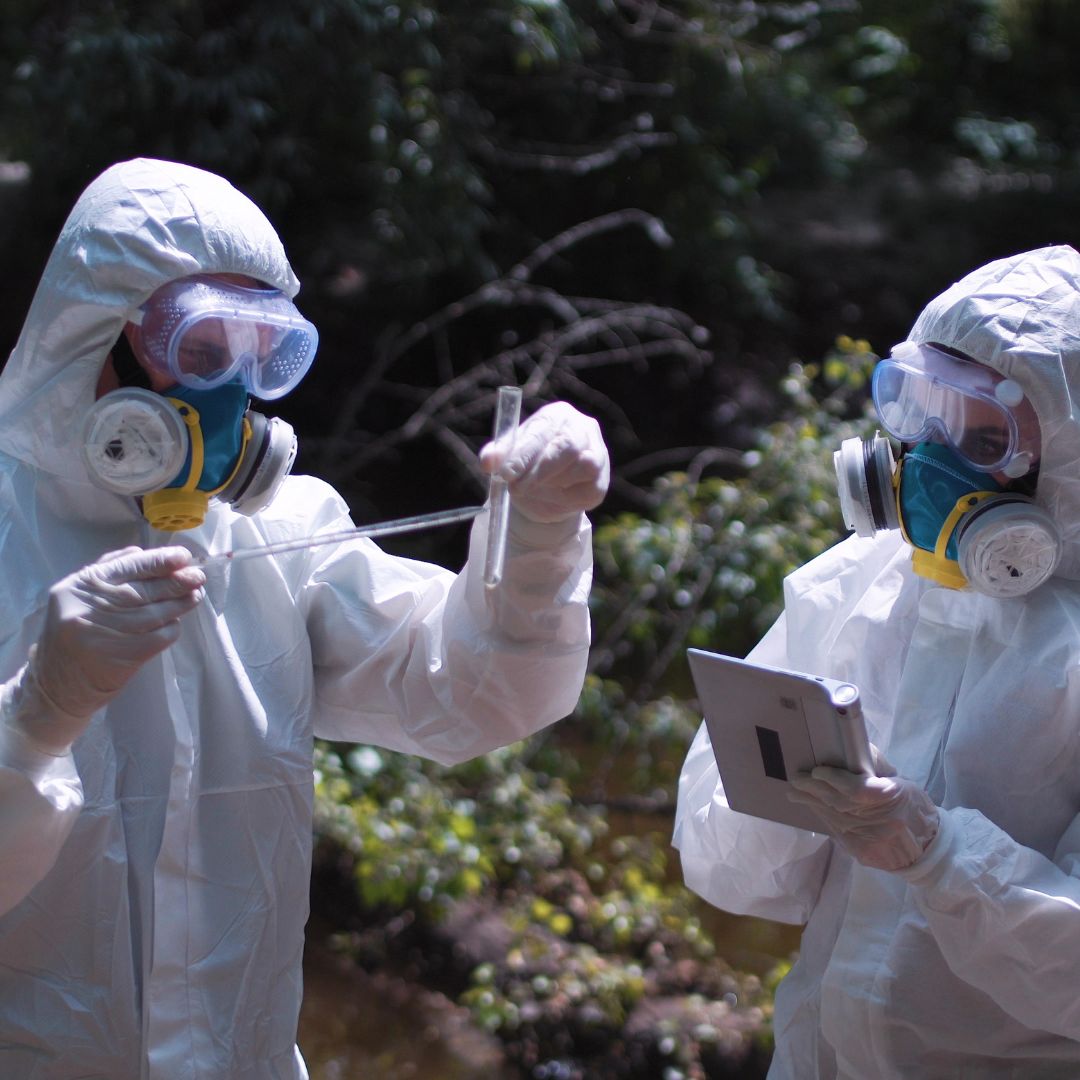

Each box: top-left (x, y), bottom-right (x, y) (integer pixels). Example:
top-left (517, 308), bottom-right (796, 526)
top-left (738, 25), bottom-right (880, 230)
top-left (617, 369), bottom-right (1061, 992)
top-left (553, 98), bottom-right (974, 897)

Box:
top-left (141, 489), bottom-right (211, 533)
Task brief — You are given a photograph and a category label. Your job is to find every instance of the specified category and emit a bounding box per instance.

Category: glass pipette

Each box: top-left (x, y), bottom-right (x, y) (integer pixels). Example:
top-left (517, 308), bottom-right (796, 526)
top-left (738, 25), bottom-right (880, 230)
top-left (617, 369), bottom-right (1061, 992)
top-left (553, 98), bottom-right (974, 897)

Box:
top-left (191, 505), bottom-right (484, 567)
top-left (482, 386), bottom-right (523, 589)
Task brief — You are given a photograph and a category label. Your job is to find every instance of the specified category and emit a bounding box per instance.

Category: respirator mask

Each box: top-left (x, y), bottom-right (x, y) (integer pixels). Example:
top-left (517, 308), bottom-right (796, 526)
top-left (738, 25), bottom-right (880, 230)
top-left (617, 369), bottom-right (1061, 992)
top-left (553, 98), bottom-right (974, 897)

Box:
top-left (834, 342), bottom-right (1060, 598)
top-left (81, 275), bottom-right (318, 532)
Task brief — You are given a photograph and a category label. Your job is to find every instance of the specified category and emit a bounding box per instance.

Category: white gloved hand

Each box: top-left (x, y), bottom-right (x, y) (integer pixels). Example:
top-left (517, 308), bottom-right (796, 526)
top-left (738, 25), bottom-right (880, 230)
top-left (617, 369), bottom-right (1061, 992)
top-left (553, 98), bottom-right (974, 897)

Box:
top-left (479, 401), bottom-right (610, 525)
top-left (787, 746), bottom-right (939, 871)
top-left (10, 546), bottom-right (205, 754)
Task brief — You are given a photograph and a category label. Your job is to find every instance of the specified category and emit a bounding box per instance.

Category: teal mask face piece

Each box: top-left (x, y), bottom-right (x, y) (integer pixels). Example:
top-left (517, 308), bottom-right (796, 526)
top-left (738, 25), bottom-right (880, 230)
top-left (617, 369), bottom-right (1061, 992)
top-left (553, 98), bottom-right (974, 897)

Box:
top-left (898, 442), bottom-right (1003, 560)
top-left (165, 380), bottom-right (250, 492)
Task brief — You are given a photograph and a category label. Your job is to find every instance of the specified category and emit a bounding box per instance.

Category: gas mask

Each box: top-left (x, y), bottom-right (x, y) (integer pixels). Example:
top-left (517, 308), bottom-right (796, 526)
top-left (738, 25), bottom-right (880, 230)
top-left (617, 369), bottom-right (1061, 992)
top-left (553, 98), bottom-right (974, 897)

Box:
top-left (833, 342), bottom-right (1061, 598)
top-left (81, 274), bottom-right (316, 532)
top-left (82, 382), bottom-right (297, 531)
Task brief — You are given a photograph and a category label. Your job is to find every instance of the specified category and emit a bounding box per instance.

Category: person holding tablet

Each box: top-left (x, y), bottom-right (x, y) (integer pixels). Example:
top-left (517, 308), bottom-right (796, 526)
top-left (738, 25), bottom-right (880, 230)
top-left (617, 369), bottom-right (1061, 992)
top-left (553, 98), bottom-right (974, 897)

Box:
top-left (675, 246), bottom-right (1080, 1077)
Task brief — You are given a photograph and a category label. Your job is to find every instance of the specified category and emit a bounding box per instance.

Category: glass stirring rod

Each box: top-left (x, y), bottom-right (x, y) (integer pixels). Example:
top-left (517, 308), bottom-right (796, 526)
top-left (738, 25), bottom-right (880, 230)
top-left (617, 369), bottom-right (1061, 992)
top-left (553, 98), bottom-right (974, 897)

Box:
top-left (482, 386), bottom-right (523, 589)
top-left (190, 505), bottom-right (485, 567)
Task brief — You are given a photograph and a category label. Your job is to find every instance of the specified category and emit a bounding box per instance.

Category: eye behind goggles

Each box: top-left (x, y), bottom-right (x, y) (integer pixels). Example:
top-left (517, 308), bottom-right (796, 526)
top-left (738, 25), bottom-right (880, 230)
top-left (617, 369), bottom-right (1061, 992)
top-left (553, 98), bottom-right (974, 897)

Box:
top-left (133, 275), bottom-right (319, 400)
top-left (872, 342), bottom-right (1039, 479)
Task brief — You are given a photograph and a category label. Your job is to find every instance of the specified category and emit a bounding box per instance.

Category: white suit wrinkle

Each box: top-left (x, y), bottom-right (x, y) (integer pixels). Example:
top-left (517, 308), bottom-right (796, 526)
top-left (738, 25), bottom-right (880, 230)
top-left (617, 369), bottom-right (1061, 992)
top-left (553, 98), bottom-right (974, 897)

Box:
top-left (675, 246), bottom-right (1080, 1078)
top-left (0, 158), bottom-right (594, 1079)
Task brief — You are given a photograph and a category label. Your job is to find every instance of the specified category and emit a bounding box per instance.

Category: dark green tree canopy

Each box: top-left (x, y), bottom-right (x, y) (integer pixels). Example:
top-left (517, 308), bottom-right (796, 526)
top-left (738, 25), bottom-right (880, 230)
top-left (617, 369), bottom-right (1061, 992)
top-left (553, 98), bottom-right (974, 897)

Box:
top-left (3, 0), bottom-right (1079, 522)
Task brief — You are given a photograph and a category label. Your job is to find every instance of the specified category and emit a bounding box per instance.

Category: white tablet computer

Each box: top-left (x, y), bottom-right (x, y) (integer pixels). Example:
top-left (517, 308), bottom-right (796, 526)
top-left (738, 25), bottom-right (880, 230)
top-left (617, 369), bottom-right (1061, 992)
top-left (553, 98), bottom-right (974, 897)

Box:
top-left (687, 648), bottom-right (873, 832)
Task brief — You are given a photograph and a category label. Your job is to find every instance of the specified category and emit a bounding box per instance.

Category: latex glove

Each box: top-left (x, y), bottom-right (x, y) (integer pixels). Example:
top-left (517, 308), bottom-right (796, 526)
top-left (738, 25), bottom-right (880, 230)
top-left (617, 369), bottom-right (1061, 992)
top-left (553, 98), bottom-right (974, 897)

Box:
top-left (10, 546), bottom-right (205, 754)
top-left (480, 401), bottom-right (610, 525)
top-left (787, 746), bottom-right (939, 871)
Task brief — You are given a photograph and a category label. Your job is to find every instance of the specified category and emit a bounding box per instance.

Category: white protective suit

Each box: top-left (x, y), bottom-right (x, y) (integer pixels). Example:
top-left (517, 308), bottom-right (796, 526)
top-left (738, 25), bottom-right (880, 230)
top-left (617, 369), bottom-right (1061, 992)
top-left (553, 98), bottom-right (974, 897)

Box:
top-left (0, 158), bottom-right (595, 1079)
top-left (674, 245), bottom-right (1080, 1078)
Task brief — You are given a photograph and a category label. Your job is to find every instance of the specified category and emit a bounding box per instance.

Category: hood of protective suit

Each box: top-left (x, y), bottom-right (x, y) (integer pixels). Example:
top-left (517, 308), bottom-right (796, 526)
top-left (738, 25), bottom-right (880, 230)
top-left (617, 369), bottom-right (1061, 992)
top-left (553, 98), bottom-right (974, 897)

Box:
top-left (906, 244), bottom-right (1080, 581)
top-left (0, 158), bottom-right (300, 486)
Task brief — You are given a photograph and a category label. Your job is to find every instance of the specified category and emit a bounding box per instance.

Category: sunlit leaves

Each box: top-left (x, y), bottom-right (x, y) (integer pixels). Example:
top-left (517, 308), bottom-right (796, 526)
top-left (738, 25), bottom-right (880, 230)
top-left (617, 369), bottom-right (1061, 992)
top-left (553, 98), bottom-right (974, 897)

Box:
top-left (589, 338), bottom-right (876, 699)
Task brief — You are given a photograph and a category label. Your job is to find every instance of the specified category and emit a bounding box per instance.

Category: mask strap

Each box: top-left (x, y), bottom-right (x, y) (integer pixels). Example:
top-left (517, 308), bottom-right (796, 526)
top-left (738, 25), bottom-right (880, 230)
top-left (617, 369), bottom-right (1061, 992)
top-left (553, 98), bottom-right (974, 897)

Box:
top-left (935, 492), bottom-right (996, 562)
top-left (208, 416), bottom-right (254, 497)
top-left (168, 398), bottom-right (205, 493)
top-left (141, 400), bottom-right (211, 533)
top-left (164, 399), bottom-right (253, 497)
top-left (909, 490), bottom-right (998, 588)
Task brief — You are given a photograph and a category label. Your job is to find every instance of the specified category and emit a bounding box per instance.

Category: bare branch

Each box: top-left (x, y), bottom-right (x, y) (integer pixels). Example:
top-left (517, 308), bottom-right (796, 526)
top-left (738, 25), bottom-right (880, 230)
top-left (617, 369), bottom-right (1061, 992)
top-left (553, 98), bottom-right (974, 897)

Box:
top-left (318, 210), bottom-right (711, 498)
top-left (477, 61), bottom-right (678, 102)
top-left (472, 129), bottom-right (678, 175)
top-left (686, 445), bottom-right (748, 486)
top-left (510, 209), bottom-right (673, 281)
top-left (617, 445), bottom-right (744, 479)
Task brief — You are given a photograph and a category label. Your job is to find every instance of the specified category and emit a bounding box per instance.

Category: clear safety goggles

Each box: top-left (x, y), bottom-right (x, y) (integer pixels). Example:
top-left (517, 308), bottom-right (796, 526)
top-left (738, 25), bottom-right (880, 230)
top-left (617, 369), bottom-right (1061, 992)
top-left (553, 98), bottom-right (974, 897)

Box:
top-left (872, 341), bottom-right (1040, 478)
top-left (133, 275), bottom-right (319, 400)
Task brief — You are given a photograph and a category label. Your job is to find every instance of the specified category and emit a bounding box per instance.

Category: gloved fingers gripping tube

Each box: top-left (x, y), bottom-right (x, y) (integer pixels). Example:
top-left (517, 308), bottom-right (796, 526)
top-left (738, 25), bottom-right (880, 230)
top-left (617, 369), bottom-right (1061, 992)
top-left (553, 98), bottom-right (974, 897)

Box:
top-left (14, 547), bottom-right (205, 754)
top-left (483, 386), bottom-right (523, 589)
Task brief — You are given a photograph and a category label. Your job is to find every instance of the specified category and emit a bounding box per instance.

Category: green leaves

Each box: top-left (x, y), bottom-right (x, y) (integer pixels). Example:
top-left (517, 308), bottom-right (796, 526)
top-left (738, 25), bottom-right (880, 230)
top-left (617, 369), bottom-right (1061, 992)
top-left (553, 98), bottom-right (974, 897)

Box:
top-left (589, 338), bottom-right (876, 699)
top-left (306, 343), bottom-right (869, 1070)
top-left (313, 740), bottom-right (606, 913)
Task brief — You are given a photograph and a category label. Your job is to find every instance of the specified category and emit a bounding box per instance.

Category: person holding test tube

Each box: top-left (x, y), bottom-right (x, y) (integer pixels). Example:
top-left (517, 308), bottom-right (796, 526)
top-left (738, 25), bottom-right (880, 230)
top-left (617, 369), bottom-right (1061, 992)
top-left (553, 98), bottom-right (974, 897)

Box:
top-left (0, 158), bottom-right (609, 1080)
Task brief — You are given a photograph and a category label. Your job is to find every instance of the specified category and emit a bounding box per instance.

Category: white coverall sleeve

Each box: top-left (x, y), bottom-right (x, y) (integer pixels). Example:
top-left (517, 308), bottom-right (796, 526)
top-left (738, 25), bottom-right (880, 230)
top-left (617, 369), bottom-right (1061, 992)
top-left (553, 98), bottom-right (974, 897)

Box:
top-left (673, 614), bottom-right (835, 924)
top-left (304, 504), bottom-right (592, 766)
top-left (0, 672), bottom-right (83, 916)
top-left (895, 805), bottom-right (1080, 1039)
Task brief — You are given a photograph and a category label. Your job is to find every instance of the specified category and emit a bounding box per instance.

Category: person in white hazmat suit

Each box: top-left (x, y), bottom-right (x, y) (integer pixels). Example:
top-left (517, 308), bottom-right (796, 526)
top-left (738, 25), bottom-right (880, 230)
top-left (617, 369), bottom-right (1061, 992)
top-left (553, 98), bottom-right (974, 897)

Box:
top-left (674, 245), bottom-right (1080, 1077)
top-left (0, 157), bottom-right (610, 1079)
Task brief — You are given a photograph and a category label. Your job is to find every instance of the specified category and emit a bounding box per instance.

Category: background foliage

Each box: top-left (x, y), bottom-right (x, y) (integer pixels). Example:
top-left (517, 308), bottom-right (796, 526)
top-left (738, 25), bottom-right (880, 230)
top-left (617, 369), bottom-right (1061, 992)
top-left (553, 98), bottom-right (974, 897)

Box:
top-left (7, 0), bottom-right (1076, 529)
top-left (3, 1), bottom-right (1079, 1075)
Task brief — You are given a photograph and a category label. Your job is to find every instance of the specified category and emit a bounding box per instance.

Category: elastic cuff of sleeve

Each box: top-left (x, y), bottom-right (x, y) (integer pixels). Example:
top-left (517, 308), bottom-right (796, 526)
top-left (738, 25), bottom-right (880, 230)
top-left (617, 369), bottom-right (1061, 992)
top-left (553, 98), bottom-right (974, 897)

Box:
top-left (8, 655), bottom-right (82, 757)
top-left (507, 507), bottom-right (585, 550)
top-left (0, 720), bottom-right (73, 779)
top-left (0, 674), bottom-right (72, 774)
top-left (894, 809), bottom-right (959, 886)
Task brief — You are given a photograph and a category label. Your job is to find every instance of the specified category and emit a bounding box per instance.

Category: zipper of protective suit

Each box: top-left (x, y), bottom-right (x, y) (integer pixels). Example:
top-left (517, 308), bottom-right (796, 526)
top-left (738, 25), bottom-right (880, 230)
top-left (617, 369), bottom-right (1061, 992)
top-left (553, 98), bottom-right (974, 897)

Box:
top-left (141, 521), bottom-right (199, 1077)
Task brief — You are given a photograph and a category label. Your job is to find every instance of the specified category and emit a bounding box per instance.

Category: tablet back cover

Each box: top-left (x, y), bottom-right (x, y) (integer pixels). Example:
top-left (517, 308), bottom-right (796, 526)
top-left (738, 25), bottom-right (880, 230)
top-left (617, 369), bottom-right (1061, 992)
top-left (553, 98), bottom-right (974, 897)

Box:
top-left (687, 648), bottom-right (866, 832)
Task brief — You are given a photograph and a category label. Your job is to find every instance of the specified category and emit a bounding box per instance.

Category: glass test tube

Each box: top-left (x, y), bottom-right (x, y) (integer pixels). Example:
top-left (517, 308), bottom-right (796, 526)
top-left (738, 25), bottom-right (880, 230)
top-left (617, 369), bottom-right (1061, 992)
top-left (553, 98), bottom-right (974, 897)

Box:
top-left (482, 385), bottom-right (523, 589)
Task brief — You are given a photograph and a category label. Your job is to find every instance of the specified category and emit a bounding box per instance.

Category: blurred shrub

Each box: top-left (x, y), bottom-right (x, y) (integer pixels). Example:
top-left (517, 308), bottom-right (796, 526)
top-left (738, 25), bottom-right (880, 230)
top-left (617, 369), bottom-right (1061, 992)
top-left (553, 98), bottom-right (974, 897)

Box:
top-left (314, 739), bottom-right (607, 912)
top-left (589, 336), bottom-right (877, 701)
top-left (311, 339), bottom-right (876, 1072)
